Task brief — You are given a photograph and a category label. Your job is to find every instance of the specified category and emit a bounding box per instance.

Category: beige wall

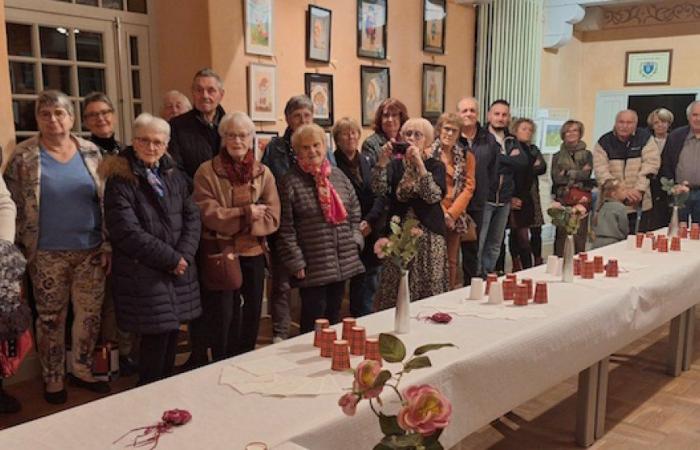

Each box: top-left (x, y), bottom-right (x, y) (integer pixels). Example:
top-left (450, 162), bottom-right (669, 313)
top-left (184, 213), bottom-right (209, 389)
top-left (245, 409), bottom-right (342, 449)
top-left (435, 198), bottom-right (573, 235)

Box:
top-left (0, 0), bottom-right (14, 169)
top-left (540, 29), bottom-right (700, 143)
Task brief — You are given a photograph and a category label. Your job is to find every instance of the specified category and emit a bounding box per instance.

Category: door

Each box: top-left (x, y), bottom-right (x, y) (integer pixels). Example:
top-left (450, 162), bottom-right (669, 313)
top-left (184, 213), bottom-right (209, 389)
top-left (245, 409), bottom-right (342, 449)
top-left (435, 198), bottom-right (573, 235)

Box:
top-left (628, 94), bottom-right (696, 131)
top-left (117, 22), bottom-right (153, 142)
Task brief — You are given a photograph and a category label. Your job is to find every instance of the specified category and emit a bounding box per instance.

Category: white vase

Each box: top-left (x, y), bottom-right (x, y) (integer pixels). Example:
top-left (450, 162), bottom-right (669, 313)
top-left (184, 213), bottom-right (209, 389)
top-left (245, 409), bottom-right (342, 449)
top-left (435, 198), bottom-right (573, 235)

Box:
top-left (668, 206), bottom-right (680, 237)
top-left (562, 234), bottom-right (574, 283)
top-left (395, 271), bottom-right (410, 334)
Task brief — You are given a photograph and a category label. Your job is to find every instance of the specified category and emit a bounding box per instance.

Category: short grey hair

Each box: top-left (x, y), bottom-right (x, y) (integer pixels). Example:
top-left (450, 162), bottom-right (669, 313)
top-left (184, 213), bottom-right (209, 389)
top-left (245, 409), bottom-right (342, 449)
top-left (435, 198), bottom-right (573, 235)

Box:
top-left (456, 96), bottom-right (479, 115)
top-left (82, 92), bottom-right (115, 115)
top-left (192, 68), bottom-right (223, 90)
top-left (162, 90), bottom-right (192, 109)
top-left (133, 113), bottom-right (171, 143)
top-left (284, 95), bottom-right (313, 117)
top-left (35, 90), bottom-right (74, 117)
top-left (615, 109), bottom-right (638, 123)
top-left (686, 100), bottom-right (700, 118)
top-left (218, 112), bottom-right (256, 145)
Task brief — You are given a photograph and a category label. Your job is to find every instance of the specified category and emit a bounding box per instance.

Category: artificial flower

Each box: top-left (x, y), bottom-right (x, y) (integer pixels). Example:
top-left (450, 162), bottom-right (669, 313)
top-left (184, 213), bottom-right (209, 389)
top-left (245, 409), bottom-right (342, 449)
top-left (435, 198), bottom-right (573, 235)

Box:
top-left (353, 359), bottom-right (383, 398)
top-left (397, 385), bottom-right (452, 436)
top-left (338, 392), bottom-right (360, 416)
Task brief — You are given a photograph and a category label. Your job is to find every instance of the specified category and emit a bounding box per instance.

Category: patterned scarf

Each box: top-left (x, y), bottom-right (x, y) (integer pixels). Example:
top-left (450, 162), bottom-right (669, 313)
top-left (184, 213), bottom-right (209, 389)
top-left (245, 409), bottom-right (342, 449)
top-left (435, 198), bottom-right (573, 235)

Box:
top-left (145, 167), bottom-right (165, 198)
top-left (298, 158), bottom-right (348, 225)
top-left (220, 148), bottom-right (255, 185)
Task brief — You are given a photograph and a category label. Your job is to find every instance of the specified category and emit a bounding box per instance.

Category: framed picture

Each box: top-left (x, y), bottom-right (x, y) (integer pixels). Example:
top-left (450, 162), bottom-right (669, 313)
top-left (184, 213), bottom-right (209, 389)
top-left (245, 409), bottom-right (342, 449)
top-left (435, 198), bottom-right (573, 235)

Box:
top-left (422, 64), bottom-right (445, 121)
top-left (360, 65), bottom-right (390, 127)
top-left (357, 0), bottom-right (387, 60)
top-left (307, 5), bottom-right (332, 63)
top-left (304, 73), bottom-right (334, 127)
top-left (244, 0), bottom-right (274, 56)
top-left (248, 63), bottom-right (277, 122)
top-left (423, 0), bottom-right (446, 54)
top-left (325, 131), bottom-right (334, 153)
top-left (254, 131), bottom-right (278, 161)
top-left (539, 119), bottom-right (565, 154)
top-left (625, 50), bottom-right (672, 86)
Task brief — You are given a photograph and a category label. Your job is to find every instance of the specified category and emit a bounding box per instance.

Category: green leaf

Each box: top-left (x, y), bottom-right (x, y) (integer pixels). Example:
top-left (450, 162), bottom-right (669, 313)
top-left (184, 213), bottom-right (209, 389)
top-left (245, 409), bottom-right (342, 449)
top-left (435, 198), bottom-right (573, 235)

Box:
top-left (423, 429), bottom-right (443, 446)
top-left (372, 369), bottom-right (392, 390)
top-left (390, 221), bottom-right (402, 235)
top-left (403, 356), bottom-right (432, 373)
top-left (379, 414), bottom-right (404, 436)
top-left (413, 343), bottom-right (456, 356)
top-left (379, 333), bottom-right (406, 363)
top-left (373, 444), bottom-right (394, 450)
top-left (380, 433), bottom-right (423, 449)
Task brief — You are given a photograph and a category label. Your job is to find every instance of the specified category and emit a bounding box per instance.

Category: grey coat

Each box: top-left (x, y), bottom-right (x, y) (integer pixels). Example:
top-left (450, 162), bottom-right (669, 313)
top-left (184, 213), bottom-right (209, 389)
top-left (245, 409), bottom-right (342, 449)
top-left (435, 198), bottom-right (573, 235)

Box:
top-left (592, 200), bottom-right (629, 249)
top-left (277, 165), bottom-right (364, 288)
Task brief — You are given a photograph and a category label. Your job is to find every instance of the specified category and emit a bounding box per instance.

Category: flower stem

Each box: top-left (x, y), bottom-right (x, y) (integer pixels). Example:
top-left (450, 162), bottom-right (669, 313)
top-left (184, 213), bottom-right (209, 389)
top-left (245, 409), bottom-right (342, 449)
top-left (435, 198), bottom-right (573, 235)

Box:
top-left (369, 398), bottom-right (380, 418)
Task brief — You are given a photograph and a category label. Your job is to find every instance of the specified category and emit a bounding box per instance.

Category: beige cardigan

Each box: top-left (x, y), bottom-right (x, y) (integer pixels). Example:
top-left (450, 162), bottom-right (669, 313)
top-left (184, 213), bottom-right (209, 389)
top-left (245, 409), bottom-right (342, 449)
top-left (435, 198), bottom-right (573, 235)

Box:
top-left (0, 175), bottom-right (15, 242)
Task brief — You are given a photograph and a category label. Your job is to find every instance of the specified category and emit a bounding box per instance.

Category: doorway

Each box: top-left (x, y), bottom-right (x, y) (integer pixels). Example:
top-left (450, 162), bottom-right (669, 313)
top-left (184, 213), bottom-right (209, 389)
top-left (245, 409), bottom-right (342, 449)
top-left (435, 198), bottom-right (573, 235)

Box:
top-left (628, 93), bottom-right (696, 130)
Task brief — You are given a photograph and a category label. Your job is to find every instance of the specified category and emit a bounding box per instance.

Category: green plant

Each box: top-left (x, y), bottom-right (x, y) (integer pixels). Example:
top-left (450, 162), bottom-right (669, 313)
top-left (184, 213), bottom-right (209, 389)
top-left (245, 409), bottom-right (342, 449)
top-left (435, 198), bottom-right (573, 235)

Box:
top-left (660, 177), bottom-right (689, 208)
top-left (373, 217), bottom-right (423, 272)
top-left (547, 201), bottom-right (588, 235)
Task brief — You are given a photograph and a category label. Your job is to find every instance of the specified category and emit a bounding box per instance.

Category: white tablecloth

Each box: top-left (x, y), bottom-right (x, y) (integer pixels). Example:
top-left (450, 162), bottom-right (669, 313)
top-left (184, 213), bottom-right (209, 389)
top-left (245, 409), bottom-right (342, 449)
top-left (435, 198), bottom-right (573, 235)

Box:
top-left (2, 235), bottom-right (699, 449)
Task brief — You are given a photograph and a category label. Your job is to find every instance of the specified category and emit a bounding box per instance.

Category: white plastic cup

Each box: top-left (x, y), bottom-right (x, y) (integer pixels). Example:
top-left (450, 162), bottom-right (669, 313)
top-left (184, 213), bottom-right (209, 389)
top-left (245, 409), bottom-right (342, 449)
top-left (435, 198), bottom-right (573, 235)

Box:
top-left (626, 235), bottom-right (636, 249)
top-left (469, 278), bottom-right (484, 300)
top-left (642, 236), bottom-right (654, 253)
top-left (546, 255), bottom-right (559, 274)
top-left (487, 282), bottom-right (504, 305)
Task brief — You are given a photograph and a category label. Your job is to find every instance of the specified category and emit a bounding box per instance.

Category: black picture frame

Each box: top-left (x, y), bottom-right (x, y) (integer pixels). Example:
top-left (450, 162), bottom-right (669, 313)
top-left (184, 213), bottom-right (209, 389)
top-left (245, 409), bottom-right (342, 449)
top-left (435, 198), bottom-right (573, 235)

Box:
top-left (360, 65), bottom-right (390, 127)
top-left (423, 0), bottom-right (446, 54)
top-left (422, 63), bottom-right (446, 121)
top-left (304, 73), bottom-right (334, 127)
top-left (306, 5), bottom-right (332, 63)
top-left (357, 0), bottom-right (388, 60)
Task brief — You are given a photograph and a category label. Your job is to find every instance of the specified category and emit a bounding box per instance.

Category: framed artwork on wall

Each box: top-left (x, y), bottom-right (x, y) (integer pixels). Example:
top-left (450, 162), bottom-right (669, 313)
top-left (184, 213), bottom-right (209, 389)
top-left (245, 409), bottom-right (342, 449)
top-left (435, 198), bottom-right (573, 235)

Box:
top-left (422, 64), bottom-right (445, 121)
top-left (248, 63), bottom-right (277, 122)
top-left (244, 0), bottom-right (274, 56)
top-left (254, 131), bottom-right (279, 161)
top-left (624, 50), bottom-right (672, 86)
top-left (307, 5), bottom-right (332, 63)
top-left (539, 119), bottom-right (565, 154)
top-left (304, 73), bottom-right (334, 127)
top-left (357, 0), bottom-right (387, 60)
top-left (423, 0), bottom-right (446, 54)
top-left (360, 65), bottom-right (390, 127)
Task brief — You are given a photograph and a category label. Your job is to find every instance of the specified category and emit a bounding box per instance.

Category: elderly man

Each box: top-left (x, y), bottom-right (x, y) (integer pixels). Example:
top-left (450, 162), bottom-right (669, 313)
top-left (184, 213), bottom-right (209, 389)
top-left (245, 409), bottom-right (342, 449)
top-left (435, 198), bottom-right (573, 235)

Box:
top-left (161, 90), bottom-right (193, 122)
top-left (661, 101), bottom-right (700, 222)
top-left (593, 109), bottom-right (660, 233)
top-left (83, 92), bottom-right (123, 155)
top-left (168, 68), bottom-right (226, 181)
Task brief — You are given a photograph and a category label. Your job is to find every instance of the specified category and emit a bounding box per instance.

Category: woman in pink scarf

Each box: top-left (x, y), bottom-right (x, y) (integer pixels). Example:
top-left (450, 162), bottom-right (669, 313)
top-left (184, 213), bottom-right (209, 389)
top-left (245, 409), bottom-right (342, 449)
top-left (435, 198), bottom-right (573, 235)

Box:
top-left (277, 124), bottom-right (365, 333)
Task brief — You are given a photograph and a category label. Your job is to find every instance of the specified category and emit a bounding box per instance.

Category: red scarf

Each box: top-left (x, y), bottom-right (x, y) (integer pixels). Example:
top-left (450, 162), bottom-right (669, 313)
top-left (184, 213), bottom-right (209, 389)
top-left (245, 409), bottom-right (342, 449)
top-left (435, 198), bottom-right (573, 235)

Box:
top-left (220, 149), bottom-right (254, 185)
top-left (298, 159), bottom-right (348, 225)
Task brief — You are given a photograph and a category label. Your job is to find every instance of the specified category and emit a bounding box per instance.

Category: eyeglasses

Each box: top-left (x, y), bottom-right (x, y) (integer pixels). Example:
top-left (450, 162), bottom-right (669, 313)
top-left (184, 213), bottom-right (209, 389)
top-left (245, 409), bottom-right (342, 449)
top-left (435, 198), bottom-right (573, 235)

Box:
top-left (401, 130), bottom-right (424, 139)
top-left (84, 109), bottom-right (113, 120)
top-left (134, 137), bottom-right (167, 149)
top-left (441, 127), bottom-right (460, 135)
top-left (37, 109), bottom-right (69, 121)
top-left (224, 132), bottom-right (250, 141)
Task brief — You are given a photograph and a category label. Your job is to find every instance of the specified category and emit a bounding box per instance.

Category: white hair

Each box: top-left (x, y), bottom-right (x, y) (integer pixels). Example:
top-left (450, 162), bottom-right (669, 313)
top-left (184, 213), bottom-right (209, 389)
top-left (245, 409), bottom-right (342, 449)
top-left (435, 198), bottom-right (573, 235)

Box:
top-left (218, 112), bottom-right (256, 143)
top-left (687, 100), bottom-right (700, 118)
top-left (133, 113), bottom-right (171, 143)
top-left (162, 90), bottom-right (192, 109)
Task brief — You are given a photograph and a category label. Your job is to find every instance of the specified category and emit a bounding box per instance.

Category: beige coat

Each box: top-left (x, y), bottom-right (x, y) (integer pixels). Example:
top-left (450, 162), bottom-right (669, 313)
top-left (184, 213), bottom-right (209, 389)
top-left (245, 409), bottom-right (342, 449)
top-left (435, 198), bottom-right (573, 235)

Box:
top-left (0, 176), bottom-right (15, 242)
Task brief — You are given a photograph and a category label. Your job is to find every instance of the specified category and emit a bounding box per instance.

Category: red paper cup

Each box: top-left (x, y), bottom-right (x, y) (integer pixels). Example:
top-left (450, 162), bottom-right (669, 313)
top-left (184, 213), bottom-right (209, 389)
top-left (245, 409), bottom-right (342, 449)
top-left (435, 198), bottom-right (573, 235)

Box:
top-left (320, 328), bottom-right (337, 358)
top-left (605, 258), bottom-right (619, 277)
top-left (485, 273), bottom-right (498, 295)
top-left (522, 278), bottom-right (533, 299)
top-left (691, 229), bottom-right (700, 240)
top-left (502, 279), bottom-right (516, 301)
top-left (578, 252), bottom-right (588, 262)
top-left (692, 223), bottom-right (700, 230)
top-left (514, 284), bottom-right (529, 306)
top-left (636, 232), bottom-right (645, 248)
top-left (331, 340), bottom-right (351, 371)
top-left (505, 273), bottom-right (517, 283)
top-left (573, 257), bottom-right (582, 276)
top-left (534, 282), bottom-right (548, 304)
top-left (671, 236), bottom-right (681, 251)
top-left (364, 338), bottom-right (381, 364)
top-left (349, 326), bottom-right (366, 355)
top-left (341, 317), bottom-right (356, 341)
top-left (657, 236), bottom-right (668, 253)
top-left (582, 261), bottom-right (595, 279)
top-left (593, 255), bottom-right (604, 273)
top-left (313, 318), bottom-right (330, 347)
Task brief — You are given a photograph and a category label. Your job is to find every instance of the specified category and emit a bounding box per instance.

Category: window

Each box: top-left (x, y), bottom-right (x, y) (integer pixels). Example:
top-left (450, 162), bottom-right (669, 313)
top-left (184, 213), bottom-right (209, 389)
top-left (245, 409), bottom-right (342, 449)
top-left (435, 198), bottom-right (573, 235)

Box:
top-left (51, 0), bottom-right (147, 13)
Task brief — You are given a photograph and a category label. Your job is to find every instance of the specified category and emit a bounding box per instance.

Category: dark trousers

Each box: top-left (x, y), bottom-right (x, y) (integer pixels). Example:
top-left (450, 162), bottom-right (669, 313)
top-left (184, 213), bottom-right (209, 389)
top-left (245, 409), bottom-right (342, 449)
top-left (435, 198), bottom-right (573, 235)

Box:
top-left (508, 227), bottom-right (533, 269)
top-left (627, 210), bottom-right (653, 234)
top-left (530, 226), bottom-right (542, 261)
top-left (349, 265), bottom-right (380, 317)
top-left (138, 329), bottom-right (179, 386)
top-left (188, 288), bottom-right (213, 366)
top-left (208, 255), bottom-right (265, 360)
top-left (299, 280), bottom-right (345, 333)
top-left (461, 209), bottom-right (482, 285)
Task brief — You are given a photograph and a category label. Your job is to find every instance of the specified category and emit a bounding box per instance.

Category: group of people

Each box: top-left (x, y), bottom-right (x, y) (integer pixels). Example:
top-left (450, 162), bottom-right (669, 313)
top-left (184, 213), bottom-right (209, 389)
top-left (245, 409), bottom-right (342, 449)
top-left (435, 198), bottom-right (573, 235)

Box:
top-left (1, 65), bottom-right (700, 414)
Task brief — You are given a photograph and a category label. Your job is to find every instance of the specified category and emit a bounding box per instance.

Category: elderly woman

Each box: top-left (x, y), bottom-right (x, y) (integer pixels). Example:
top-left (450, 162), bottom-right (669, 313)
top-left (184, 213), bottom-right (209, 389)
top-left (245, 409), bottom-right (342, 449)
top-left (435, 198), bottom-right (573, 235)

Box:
top-left (333, 117), bottom-right (386, 316)
top-left (83, 92), bottom-right (123, 155)
top-left (551, 119), bottom-right (594, 256)
top-left (4, 90), bottom-right (110, 404)
top-left (101, 113), bottom-right (201, 385)
top-left (161, 90), bottom-right (193, 122)
top-left (193, 112), bottom-right (280, 358)
top-left (277, 123), bottom-right (364, 333)
top-left (373, 118), bottom-right (448, 310)
top-left (430, 113), bottom-right (475, 289)
top-left (648, 108), bottom-right (674, 230)
top-left (648, 108), bottom-right (674, 151)
top-left (361, 98), bottom-right (409, 166)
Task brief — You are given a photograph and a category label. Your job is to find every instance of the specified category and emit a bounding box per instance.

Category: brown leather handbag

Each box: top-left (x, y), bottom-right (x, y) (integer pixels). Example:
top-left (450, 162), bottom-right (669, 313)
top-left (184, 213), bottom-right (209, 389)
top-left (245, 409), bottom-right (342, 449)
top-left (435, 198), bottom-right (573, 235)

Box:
top-left (199, 239), bottom-right (242, 291)
top-left (456, 213), bottom-right (478, 242)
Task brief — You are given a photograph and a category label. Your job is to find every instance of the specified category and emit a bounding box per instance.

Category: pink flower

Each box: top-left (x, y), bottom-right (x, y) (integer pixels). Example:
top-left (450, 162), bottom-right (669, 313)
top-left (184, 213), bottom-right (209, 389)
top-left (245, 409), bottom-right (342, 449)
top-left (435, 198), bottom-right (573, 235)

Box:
top-left (550, 201), bottom-right (562, 209)
top-left (410, 227), bottom-right (423, 238)
top-left (338, 392), bottom-right (360, 416)
top-left (353, 359), bottom-right (384, 398)
top-left (573, 204), bottom-right (588, 216)
top-left (397, 384), bottom-right (452, 436)
top-left (373, 238), bottom-right (390, 259)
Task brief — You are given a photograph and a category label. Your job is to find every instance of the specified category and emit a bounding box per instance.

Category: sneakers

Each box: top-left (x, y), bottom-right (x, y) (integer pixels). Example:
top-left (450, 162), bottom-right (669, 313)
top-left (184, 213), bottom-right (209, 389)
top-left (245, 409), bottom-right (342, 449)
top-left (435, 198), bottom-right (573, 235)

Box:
top-left (67, 374), bottom-right (111, 394)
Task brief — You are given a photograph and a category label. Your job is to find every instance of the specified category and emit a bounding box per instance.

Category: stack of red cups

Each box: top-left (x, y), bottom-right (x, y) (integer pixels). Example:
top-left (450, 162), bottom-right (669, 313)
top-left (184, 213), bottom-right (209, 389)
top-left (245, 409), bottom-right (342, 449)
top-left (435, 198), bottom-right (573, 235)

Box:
top-left (341, 318), bottom-right (356, 340)
top-left (502, 279), bottom-right (516, 301)
top-left (522, 278), bottom-right (533, 299)
top-left (485, 273), bottom-right (498, 295)
top-left (313, 318), bottom-right (330, 347)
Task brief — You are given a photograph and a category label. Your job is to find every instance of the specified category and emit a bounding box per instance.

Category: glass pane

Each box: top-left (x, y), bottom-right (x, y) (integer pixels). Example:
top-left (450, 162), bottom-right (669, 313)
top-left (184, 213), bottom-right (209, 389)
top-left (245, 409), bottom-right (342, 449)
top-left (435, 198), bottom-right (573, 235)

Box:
top-left (13, 100), bottom-right (38, 132)
top-left (129, 36), bottom-right (139, 66)
top-left (77, 0), bottom-right (99, 5)
top-left (131, 70), bottom-right (141, 99)
top-left (9, 62), bottom-right (36, 94)
top-left (78, 67), bottom-right (105, 96)
top-left (127, 0), bottom-right (147, 13)
top-left (40, 26), bottom-right (69, 60)
top-left (7, 23), bottom-right (33, 57)
top-left (76, 31), bottom-right (103, 62)
top-left (134, 102), bottom-right (142, 118)
top-left (16, 135), bottom-right (32, 144)
top-left (42, 64), bottom-right (72, 94)
top-left (102, 0), bottom-right (124, 10)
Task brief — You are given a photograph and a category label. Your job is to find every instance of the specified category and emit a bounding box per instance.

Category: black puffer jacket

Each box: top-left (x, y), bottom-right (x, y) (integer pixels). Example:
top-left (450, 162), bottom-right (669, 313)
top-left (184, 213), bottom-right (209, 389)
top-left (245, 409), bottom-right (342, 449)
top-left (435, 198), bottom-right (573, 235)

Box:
top-left (459, 123), bottom-right (500, 213)
top-left (100, 148), bottom-right (201, 334)
top-left (168, 106), bottom-right (225, 182)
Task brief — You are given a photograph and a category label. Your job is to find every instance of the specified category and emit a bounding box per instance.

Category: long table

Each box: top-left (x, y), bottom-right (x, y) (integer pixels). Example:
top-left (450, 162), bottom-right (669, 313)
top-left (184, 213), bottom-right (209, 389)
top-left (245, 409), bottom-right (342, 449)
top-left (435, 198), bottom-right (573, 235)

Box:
top-left (1, 235), bottom-right (699, 449)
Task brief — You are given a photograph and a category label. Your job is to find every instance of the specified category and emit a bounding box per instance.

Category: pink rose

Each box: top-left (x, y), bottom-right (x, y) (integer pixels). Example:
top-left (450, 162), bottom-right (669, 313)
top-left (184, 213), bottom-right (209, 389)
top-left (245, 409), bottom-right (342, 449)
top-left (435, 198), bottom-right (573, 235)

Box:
top-left (573, 204), bottom-right (587, 216)
top-left (397, 385), bottom-right (452, 436)
top-left (410, 227), bottom-right (423, 238)
top-left (338, 392), bottom-right (360, 416)
top-left (353, 359), bottom-right (384, 398)
top-left (373, 238), bottom-right (390, 259)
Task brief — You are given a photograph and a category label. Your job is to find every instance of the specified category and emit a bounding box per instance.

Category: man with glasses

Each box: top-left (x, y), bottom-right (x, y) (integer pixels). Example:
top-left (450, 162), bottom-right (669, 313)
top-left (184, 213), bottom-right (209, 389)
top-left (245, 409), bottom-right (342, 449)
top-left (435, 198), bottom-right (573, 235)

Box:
top-left (83, 92), bottom-right (123, 156)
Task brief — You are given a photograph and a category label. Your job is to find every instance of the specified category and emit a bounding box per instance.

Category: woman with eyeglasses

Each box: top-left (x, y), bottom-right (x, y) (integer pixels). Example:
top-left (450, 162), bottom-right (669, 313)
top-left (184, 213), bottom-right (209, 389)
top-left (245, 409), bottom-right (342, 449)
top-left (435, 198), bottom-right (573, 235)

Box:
top-left (372, 118), bottom-right (448, 311)
top-left (4, 90), bottom-right (111, 404)
top-left (193, 112), bottom-right (280, 358)
top-left (361, 98), bottom-right (409, 166)
top-left (101, 113), bottom-right (201, 385)
top-left (83, 92), bottom-right (123, 156)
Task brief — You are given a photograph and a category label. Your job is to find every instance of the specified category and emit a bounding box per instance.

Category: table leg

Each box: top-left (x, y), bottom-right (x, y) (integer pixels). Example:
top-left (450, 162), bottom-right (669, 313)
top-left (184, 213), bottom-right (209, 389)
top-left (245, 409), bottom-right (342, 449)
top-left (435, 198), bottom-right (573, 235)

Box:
top-left (576, 362), bottom-right (599, 447)
top-left (594, 358), bottom-right (609, 439)
top-left (682, 306), bottom-right (695, 372)
top-left (667, 312), bottom-right (687, 377)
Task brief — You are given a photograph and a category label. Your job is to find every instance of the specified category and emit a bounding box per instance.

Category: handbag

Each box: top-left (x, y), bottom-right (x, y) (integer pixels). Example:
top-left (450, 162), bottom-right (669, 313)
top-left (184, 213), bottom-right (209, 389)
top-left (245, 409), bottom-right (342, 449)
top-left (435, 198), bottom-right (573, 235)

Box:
top-left (563, 186), bottom-right (592, 210)
top-left (199, 238), bottom-right (243, 291)
top-left (456, 213), bottom-right (478, 242)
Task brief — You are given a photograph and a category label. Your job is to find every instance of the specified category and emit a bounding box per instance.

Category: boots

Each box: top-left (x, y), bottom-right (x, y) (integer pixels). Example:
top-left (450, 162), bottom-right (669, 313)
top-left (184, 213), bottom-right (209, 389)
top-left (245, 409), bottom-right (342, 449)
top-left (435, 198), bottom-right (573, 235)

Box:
top-left (511, 256), bottom-right (523, 272)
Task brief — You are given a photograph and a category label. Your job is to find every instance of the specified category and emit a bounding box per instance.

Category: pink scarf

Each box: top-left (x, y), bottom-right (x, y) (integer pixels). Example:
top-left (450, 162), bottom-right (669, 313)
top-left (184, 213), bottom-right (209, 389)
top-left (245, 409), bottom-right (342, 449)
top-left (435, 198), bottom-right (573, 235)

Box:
top-left (298, 159), bottom-right (348, 225)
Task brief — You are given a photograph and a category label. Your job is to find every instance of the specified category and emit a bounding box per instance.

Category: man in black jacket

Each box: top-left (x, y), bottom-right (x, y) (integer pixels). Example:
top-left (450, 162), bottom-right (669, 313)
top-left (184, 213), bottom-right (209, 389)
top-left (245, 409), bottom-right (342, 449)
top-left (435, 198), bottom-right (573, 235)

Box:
top-left (661, 100), bottom-right (700, 222)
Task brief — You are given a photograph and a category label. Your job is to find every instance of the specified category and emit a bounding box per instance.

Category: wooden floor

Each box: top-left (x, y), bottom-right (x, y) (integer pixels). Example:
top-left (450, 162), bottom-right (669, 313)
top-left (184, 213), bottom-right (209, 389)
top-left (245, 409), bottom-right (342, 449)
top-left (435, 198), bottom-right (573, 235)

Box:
top-left (2, 308), bottom-right (700, 449)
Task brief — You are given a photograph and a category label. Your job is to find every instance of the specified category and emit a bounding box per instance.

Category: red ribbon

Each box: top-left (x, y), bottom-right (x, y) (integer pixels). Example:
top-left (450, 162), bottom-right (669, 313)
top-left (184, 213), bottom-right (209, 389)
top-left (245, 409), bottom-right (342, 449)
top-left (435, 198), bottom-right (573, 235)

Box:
top-left (114, 409), bottom-right (192, 450)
